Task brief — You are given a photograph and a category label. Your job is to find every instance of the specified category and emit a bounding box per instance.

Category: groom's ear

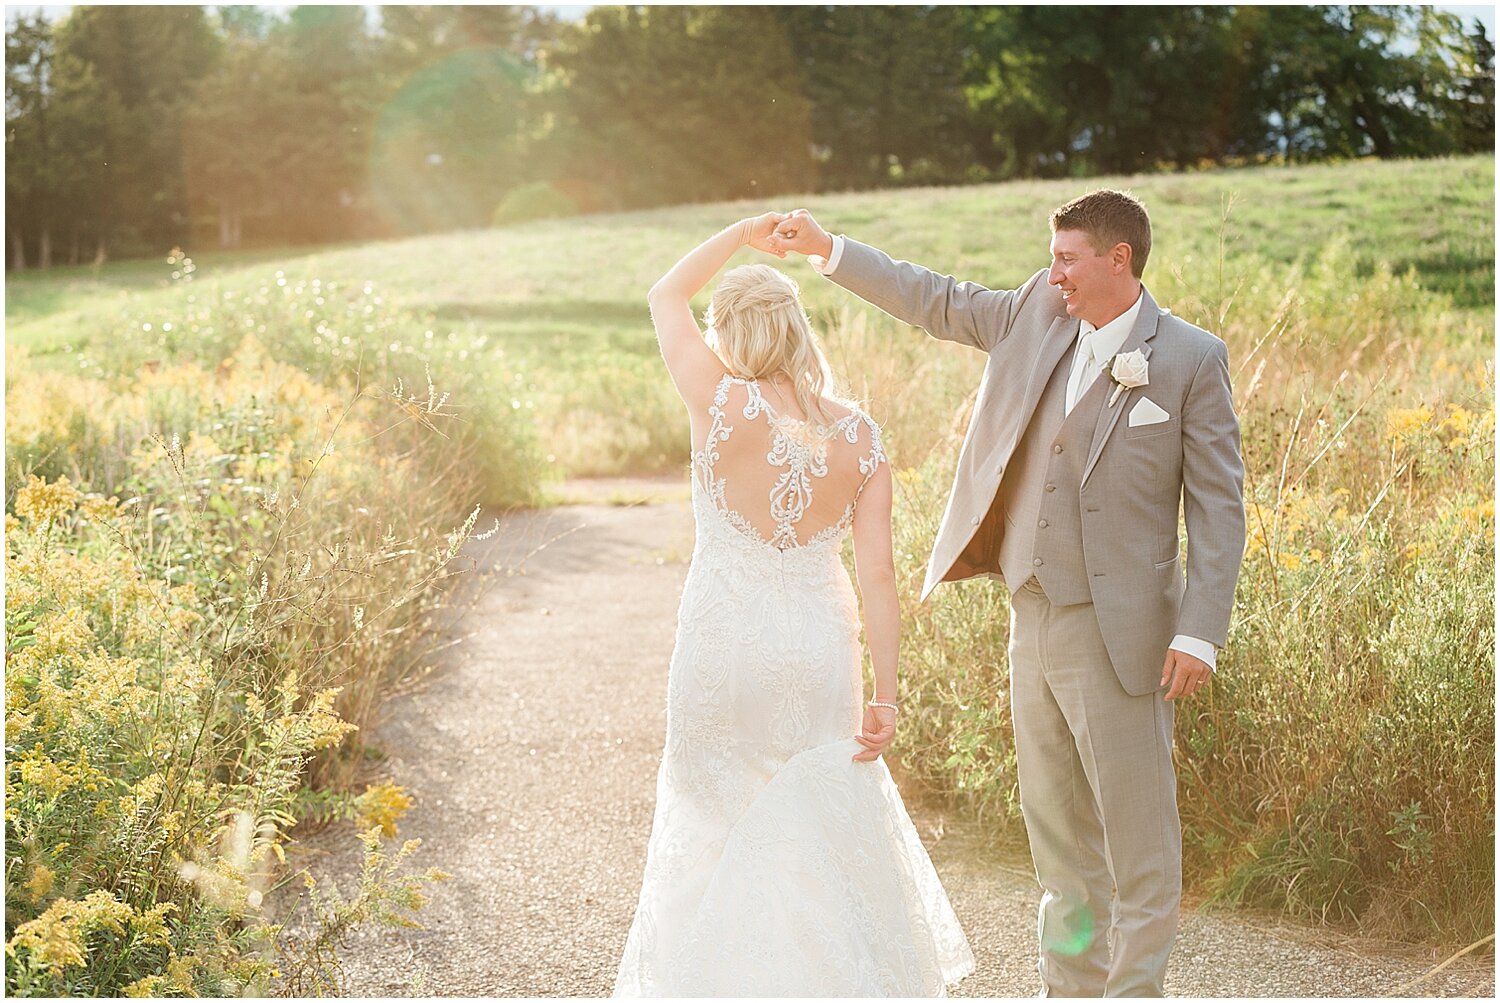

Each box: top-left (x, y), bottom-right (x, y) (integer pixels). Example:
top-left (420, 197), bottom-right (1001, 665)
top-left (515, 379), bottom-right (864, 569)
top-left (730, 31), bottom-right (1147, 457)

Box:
top-left (1110, 241), bottom-right (1133, 275)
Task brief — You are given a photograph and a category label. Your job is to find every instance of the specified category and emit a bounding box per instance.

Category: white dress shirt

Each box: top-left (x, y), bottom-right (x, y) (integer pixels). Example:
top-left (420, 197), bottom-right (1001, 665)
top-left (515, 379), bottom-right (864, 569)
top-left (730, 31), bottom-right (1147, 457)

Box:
top-left (808, 233), bottom-right (846, 276)
top-left (1065, 291), bottom-right (1141, 416)
top-left (812, 235), bottom-right (1216, 673)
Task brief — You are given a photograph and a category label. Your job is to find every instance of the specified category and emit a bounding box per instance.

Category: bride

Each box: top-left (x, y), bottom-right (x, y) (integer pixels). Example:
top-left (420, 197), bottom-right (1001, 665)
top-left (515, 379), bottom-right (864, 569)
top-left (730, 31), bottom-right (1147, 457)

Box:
top-left (612, 212), bottom-right (975, 996)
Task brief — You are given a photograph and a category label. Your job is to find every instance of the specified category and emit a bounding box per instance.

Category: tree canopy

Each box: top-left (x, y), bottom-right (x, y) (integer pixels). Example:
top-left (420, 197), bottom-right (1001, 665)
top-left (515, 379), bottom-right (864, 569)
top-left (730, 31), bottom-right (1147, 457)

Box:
top-left (5, 4), bottom-right (1493, 266)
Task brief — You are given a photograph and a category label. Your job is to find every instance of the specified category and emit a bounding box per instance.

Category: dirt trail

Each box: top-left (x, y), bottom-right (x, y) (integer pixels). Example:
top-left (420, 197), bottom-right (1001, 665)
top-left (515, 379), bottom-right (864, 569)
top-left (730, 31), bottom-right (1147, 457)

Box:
top-left (288, 479), bottom-right (1492, 998)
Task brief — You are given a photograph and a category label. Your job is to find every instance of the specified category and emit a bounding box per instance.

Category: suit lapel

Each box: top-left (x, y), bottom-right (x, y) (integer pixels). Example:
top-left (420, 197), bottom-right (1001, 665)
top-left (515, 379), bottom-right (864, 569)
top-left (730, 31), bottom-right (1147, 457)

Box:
top-left (1080, 285), bottom-right (1161, 489)
top-left (1017, 315), bottom-right (1079, 438)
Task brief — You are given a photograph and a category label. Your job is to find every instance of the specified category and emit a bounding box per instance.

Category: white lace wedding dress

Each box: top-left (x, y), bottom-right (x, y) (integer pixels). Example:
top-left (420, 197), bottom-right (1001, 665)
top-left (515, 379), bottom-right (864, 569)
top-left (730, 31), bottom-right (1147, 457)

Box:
top-left (613, 374), bottom-right (975, 997)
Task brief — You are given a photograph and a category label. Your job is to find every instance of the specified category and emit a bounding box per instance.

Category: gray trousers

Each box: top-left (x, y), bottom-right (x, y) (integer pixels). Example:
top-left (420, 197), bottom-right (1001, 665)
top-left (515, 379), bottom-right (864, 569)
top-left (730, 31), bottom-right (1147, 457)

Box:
top-left (1008, 577), bottom-right (1181, 997)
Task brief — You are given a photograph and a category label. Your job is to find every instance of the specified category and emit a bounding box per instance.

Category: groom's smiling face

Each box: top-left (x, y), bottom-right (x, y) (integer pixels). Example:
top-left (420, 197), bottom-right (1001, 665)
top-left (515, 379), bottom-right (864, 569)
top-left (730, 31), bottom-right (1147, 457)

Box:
top-left (1048, 227), bottom-right (1125, 326)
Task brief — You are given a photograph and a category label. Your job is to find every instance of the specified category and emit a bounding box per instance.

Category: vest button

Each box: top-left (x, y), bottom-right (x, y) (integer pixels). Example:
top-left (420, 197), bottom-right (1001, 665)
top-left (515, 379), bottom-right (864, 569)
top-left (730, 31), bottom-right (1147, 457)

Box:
top-left (1033, 557), bottom-right (1044, 566)
top-left (971, 516), bottom-right (980, 526)
top-left (1038, 519), bottom-right (1048, 528)
top-left (1045, 483), bottom-right (1056, 492)
top-left (1053, 444), bottom-right (1063, 454)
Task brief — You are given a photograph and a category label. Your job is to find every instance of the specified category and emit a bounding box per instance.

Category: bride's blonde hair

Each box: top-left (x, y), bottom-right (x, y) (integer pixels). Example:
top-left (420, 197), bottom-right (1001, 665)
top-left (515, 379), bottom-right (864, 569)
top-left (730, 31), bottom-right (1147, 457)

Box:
top-left (704, 264), bottom-right (842, 427)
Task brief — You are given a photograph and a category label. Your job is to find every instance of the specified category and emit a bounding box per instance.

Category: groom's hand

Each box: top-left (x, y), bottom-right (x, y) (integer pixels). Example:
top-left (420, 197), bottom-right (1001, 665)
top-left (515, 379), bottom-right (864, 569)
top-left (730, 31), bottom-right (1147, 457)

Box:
top-left (1161, 649), bottom-right (1212, 701)
top-left (769, 209), bottom-right (835, 260)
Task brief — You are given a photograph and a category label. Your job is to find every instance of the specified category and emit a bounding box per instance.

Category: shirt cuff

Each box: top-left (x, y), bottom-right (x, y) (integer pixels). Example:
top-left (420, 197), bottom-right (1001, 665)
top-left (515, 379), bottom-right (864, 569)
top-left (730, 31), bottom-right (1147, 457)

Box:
top-left (1169, 634), bottom-right (1217, 671)
top-left (809, 234), bottom-right (845, 276)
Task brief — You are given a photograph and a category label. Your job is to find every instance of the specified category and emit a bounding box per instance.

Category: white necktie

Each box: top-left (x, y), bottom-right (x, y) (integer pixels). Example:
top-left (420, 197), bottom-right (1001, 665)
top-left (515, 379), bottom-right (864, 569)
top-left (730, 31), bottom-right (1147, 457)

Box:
top-left (1065, 326), bottom-right (1102, 415)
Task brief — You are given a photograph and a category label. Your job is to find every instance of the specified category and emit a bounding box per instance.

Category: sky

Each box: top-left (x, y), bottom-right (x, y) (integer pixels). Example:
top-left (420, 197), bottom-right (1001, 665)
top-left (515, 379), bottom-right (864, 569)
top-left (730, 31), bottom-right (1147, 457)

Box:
top-left (3, 4), bottom-right (1496, 34)
top-left (3, 3), bottom-right (595, 23)
top-left (1449, 3), bottom-right (1497, 33)
top-left (2, 3), bottom-right (1495, 43)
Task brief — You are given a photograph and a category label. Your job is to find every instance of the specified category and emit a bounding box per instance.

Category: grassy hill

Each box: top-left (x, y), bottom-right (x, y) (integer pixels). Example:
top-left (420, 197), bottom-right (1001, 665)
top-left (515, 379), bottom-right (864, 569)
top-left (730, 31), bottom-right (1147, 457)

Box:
top-left (8, 155), bottom-right (1493, 480)
top-left (9, 154), bottom-right (1494, 325)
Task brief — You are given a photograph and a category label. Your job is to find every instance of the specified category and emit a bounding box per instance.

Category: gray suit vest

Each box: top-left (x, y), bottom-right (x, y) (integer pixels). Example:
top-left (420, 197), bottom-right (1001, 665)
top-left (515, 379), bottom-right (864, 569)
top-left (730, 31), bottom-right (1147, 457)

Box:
top-left (996, 343), bottom-right (1107, 604)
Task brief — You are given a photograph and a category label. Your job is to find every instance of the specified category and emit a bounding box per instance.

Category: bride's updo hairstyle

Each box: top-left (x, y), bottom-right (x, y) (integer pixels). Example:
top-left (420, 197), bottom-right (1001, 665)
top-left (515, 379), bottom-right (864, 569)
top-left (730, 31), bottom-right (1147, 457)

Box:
top-left (704, 264), bottom-right (841, 427)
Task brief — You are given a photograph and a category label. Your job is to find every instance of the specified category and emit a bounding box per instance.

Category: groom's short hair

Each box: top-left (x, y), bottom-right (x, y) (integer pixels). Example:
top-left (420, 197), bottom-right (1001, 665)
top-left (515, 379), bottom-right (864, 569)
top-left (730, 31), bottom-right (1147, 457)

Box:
top-left (1049, 190), bottom-right (1151, 279)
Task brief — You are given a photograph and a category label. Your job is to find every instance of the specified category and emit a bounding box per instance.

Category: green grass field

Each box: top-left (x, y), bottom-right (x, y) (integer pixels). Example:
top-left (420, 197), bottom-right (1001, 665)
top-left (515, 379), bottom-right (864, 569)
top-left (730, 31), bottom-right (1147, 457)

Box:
top-left (10, 154), bottom-right (1493, 325)
top-left (7, 154), bottom-right (1494, 949)
top-left (8, 155), bottom-right (1493, 479)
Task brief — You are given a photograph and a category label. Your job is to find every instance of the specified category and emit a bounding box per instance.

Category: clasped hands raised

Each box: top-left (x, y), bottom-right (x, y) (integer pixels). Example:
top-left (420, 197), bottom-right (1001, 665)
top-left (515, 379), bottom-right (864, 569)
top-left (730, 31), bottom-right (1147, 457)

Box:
top-left (742, 209), bottom-right (835, 261)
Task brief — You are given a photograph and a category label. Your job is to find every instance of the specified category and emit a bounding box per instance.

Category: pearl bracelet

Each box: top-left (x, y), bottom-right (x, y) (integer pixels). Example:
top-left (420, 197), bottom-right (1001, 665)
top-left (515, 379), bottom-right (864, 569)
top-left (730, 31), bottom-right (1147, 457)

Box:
top-left (868, 700), bottom-right (899, 715)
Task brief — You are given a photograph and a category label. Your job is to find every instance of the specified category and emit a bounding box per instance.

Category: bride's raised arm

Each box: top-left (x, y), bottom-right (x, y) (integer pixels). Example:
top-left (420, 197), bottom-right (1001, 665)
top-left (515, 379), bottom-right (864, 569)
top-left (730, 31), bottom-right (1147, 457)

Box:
top-left (647, 212), bottom-right (787, 408)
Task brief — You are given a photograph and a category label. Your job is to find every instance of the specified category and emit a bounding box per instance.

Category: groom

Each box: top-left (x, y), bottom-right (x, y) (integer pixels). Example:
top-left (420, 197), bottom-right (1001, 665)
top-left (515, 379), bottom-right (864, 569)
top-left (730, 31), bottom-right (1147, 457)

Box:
top-left (770, 191), bottom-right (1245, 997)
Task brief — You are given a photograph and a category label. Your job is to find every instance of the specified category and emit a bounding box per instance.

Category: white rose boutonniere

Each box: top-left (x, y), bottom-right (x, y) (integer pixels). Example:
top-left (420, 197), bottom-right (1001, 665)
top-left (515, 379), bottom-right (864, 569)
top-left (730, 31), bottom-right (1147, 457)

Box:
top-left (1106, 349), bottom-right (1149, 406)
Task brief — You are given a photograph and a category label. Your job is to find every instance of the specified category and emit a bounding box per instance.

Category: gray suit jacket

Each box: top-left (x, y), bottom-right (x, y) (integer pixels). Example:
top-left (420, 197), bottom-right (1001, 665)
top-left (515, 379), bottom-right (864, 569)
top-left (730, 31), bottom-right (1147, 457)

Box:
top-left (829, 238), bottom-right (1246, 695)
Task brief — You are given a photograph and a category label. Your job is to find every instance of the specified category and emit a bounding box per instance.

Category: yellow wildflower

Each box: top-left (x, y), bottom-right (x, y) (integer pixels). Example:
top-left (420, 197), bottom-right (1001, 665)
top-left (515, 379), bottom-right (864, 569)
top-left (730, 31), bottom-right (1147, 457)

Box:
top-left (15, 474), bottom-right (82, 524)
top-left (1385, 405), bottom-right (1433, 447)
top-left (354, 780), bottom-right (414, 838)
top-left (79, 493), bottom-right (121, 523)
top-left (1440, 405), bottom-right (1474, 438)
top-left (305, 687), bottom-right (358, 750)
top-left (5, 890), bottom-right (134, 974)
top-left (183, 431), bottom-right (223, 460)
top-left (1458, 499), bottom-right (1494, 527)
top-left (31, 606), bottom-right (97, 660)
top-left (17, 752), bottom-right (79, 798)
top-left (130, 902), bottom-right (177, 947)
top-left (69, 650), bottom-right (148, 725)
top-left (133, 773), bottom-right (166, 800)
top-left (162, 953), bottom-right (197, 993)
top-left (1278, 552), bottom-right (1303, 571)
top-left (123, 974), bottom-right (165, 997)
top-left (25, 863), bottom-right (55, 903)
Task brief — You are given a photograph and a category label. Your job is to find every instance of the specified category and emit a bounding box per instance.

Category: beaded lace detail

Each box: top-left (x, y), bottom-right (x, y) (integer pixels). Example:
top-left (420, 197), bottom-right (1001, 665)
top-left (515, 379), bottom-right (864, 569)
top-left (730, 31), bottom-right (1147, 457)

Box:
top-left (693, 374), bottom-right (886, 551)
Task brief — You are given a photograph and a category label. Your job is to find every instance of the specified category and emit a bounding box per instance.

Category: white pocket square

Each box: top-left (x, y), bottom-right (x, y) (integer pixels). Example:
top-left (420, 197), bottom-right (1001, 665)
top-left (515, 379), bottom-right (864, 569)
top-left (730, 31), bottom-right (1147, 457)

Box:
top-left (1128, 397), bottom-right (1171, 427)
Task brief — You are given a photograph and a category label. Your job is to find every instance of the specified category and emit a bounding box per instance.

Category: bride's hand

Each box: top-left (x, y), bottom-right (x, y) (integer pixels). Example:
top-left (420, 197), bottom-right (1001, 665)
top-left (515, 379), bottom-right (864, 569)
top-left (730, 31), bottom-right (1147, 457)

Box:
top-left (852, 704), bottom-right (897, 762)
top-left (743, 211), bottom-right (790, 259)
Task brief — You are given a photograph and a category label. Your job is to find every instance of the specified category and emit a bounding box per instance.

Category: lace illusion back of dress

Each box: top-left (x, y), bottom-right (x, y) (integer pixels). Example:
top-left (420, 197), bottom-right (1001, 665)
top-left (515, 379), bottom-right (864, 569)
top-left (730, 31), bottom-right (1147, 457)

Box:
top-left (694, 374), bottom-right (885, 550)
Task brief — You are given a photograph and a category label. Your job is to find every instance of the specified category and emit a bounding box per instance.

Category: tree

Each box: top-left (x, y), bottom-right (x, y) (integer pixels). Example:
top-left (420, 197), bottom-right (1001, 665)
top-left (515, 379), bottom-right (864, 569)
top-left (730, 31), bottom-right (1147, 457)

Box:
top-left (6, 12), bottom-right (114, 269)
top-left (181, 28), bottom-right (280, 248)
top-left (1246, 5), bottom-right (1494, 161)
top-left (1452, 23), bottom-right (1496, 152)
top-left (774, 6), bottom-right (979, 190)
top-left (959, 7), bottom-right (1256, 178)
top-left (6, 13), bottom-right (53, 268)
top-left (551, 6), bottom-right (816, 209)
top-left (370, 5), bottom-right (547, 233)
top-left (51, 5), bottom-right (220, 258)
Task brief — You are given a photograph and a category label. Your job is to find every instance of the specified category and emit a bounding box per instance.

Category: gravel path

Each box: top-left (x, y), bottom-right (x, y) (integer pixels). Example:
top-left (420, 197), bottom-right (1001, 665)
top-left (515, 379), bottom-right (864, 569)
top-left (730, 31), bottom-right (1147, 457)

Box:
top-left (284, 479), bottom-right (1493, 998)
